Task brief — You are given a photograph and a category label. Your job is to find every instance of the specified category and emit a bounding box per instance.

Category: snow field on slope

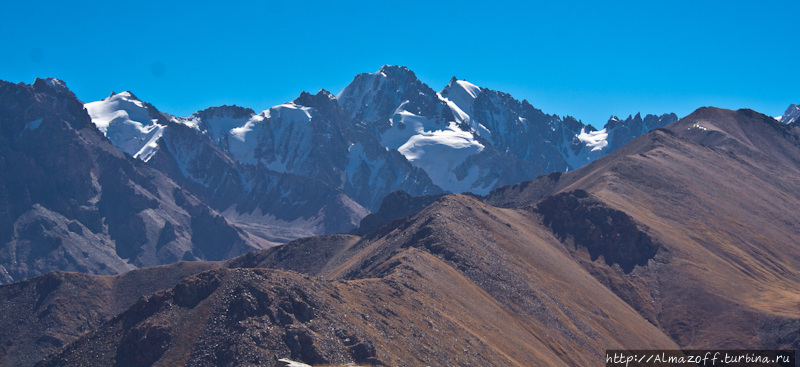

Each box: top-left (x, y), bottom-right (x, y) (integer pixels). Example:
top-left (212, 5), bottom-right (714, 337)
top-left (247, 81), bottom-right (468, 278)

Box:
top-left (84, 92), bottom-right (165, 161)
top-left (381, 106), bottom-right (484, 193)
top-left (577, 127), bottom-right (608, 152)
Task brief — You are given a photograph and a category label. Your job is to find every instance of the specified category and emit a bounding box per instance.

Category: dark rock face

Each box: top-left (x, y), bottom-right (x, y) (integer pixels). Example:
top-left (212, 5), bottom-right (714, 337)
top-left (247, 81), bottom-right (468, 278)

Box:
top-left (194, 105), bottom-right (256, 123)
top-left (482, 171), bottom-right (563, 208)
top-left (532, 190), bottom-right (659, 273)
top-left (605, 113), bottom-right (679, 152)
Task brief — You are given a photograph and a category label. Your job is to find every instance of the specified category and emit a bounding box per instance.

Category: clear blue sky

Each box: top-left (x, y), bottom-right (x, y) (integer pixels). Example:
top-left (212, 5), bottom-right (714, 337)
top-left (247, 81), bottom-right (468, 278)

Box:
top-left (2, 0), bottom-right (797, 128)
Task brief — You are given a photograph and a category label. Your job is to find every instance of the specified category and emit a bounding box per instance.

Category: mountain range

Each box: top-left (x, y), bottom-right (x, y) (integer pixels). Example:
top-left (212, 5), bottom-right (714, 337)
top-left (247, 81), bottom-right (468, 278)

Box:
top-left (0, 66), bottom-right (684, 283)
top-left (0, 105), bottom-right (797, 366)
top-left (80, 65), bottom-right (677, 243)
top-left (1, 67), bottom-right (799, 366)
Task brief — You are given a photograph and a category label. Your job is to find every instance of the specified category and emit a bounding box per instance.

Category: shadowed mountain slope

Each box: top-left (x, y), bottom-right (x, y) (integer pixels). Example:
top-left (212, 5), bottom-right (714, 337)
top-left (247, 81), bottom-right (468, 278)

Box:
top-left (0, 79), bottom-right (269, 284)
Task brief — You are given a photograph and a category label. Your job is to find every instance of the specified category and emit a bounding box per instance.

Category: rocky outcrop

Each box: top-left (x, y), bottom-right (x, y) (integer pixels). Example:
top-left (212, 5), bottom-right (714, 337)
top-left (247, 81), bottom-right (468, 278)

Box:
top-left (532, 190), bottom-right (659, 274)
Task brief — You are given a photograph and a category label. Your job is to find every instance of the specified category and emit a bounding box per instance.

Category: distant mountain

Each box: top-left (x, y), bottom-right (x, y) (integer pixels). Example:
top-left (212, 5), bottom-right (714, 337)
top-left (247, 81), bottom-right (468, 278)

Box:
top-left (338, 66), bottom-right (677, 194)
top-left (777, 103), bottom-right (800, 125)
top-left (0, 78), bottom-right (268, 284)
top-left (80, 66), bottom-right (674, 243)
top-left (148, 102), bottom-right (370, 242)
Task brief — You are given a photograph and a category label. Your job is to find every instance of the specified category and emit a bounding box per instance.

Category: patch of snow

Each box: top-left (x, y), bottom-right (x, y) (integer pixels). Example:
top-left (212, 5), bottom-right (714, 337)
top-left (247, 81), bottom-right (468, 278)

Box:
top-left (272, 103), bottom-right (313, 120)
top-left (577, 127), bottom-right (608, 152)
top-left (456, 80), bottom-right (481, 98)
top-left (380, 108), bottom-right (484, 192)
top-left (202, 115), bottom-right (251, 138)
top-left (689, 123), bottom-right (708, 131)
top-left (43, 78), bottom-right (69, 93)
top-left (437, 79), bottom-right (492, 142)
top-left (171, 116), bottom-right (201, 130)
top-left (275, 358), bottom-right (312, 367)
top-left (226, 114), bottom-right (265, 165)
top-left (440, 79), bottom-right (481, 114)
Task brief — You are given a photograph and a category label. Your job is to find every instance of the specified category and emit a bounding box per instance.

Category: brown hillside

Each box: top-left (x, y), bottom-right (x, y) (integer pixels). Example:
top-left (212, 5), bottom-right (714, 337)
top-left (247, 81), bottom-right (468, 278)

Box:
top-left (0, 261), bottom-right (220, 367)
top-left (486, 107), bottom-right (800, 350)
top-left (35, 194), bottom-right (678, 366)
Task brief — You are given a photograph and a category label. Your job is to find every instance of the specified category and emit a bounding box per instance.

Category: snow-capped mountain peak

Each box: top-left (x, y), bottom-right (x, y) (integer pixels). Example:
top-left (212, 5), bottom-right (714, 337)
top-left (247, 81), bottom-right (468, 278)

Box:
top-left (441, 77), bottom-right (481, 100)
top-left (84, 91), bottom-right (165, 161)
top-left (438, 77), bottom-right (482, 123)
top-left (43, 78), bottom-right (69, 92)
top-left (778, 103), bottom-right (800, 125)
top-left (82, 65), bottom-right (677, 224)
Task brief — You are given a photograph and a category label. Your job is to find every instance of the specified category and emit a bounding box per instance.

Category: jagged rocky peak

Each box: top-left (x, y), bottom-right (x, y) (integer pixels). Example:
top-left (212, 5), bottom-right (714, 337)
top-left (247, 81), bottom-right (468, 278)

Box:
top-left (778, 103), bottom-right (800, 125)
top-left (439, 76), bottom-right (482, 118)
top-left (32, 77), bottom-right (73, 96)
top-left (604, 112), bottom-right (678, 131)
top-left (600, 112), bottom-right (678, 152)
top-left (194, 105), bottom-right (256, 120)
top-left (31, 78), bottom-right (84, 114)
top-left (377, 64), bottom-right (416, 80)
top-left (561, 115), bottom-right (585, 132)
top-left (440, 75), bottom-right (482, 97)
top-left (293, 89), bottom-right (338, 109)
top-left (336, 65), bottom-right (440, 124)
top-left (605, 113), bottom-right (637, 131)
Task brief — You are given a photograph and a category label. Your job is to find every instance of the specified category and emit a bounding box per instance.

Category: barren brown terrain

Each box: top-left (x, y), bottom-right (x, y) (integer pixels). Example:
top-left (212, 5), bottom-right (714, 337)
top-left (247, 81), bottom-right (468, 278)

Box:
top-left (35, 194), bottom-right (680, 366)
top-left (487, 107), bottom-right (800, 351)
